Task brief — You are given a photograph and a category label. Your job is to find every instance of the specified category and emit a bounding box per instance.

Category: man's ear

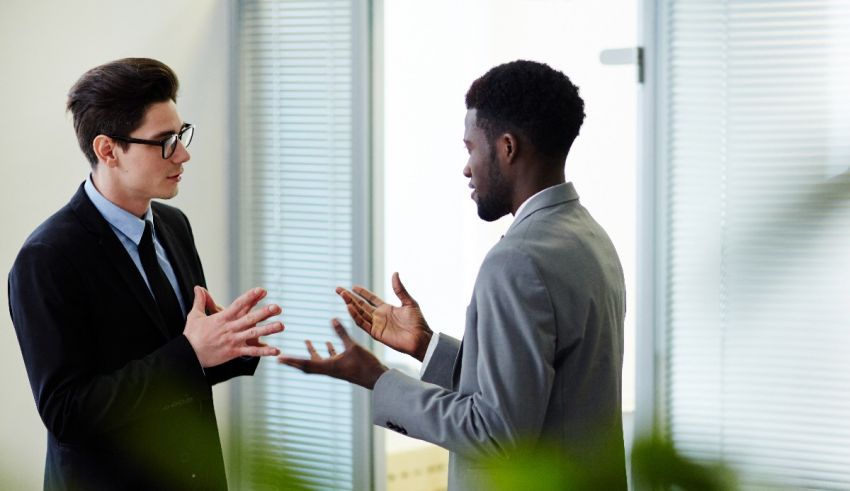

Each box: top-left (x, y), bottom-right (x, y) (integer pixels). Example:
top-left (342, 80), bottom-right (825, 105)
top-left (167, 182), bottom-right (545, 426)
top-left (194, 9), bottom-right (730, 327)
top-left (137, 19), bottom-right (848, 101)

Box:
top-left (498, 132), bottom-right (519, 165)
top-left (92, 135), bottom-right (119, 167)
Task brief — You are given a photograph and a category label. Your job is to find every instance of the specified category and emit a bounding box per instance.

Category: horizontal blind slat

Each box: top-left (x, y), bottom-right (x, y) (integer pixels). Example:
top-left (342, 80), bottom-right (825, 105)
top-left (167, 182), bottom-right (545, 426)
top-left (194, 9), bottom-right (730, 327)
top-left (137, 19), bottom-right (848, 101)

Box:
top-left (237, 0), bottom-right (358, 489)
top-left (664, 0), bottom-right (850, 488)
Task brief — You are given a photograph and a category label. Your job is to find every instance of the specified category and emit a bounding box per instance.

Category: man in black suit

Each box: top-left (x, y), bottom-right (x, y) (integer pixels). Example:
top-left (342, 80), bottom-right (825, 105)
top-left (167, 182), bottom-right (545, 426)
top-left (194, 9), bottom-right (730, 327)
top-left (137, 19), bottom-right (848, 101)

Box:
top-left (8, 58), bottom-right (284, 490)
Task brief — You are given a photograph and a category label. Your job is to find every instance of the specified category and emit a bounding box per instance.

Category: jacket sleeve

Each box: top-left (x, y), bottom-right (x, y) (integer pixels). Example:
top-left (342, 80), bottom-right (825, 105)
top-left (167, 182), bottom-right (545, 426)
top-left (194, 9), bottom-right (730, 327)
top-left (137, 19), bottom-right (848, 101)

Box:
top-left (420, 332), bottom-right (461, 389)
top-left (371, 247), bottom-right (556, 460)
top-left (204, 356), bottom-right (259, 385)
top-left (8, 241), bottom-right (211, 444)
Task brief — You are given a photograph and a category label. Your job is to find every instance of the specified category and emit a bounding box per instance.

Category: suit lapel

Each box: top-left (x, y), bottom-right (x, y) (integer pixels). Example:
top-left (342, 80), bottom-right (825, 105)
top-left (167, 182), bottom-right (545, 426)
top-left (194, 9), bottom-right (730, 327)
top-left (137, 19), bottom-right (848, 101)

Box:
top-left (152, 208), bottom-right (195, 313)
top-left (70, 185), bottom-right (172, 339)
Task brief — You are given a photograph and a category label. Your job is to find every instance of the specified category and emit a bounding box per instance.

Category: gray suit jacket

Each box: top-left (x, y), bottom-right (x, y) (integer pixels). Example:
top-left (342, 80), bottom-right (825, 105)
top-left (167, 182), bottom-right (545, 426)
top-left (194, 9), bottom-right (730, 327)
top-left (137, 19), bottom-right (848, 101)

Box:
top-left (372, 183), bottom-right (627, 490)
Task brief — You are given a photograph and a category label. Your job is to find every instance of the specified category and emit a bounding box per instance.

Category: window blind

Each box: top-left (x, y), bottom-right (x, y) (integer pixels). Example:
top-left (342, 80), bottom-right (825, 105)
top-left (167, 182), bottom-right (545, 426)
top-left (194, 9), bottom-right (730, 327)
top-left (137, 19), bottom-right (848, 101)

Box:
top-left (661, 0), bottom-right (850, 488)
top-left (232, 1), bottom-right (371, 489)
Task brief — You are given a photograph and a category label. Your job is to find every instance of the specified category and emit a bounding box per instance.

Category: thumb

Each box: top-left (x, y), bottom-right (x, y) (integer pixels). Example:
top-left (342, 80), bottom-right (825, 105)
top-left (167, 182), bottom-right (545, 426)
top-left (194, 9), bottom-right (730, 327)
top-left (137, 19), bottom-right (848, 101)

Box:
top-left (191, 285), bottom-right (207, 314)
top-left (202, 287), bottom-right (220, 313)
top-left (392, 272), bottom-right (416, 306)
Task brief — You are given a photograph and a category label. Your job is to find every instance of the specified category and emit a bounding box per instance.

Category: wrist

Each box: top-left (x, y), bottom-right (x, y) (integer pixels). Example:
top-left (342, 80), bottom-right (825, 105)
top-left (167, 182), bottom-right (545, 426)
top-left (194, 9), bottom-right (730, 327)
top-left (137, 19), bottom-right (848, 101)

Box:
top-left (414, 330), bottom-right (433, 362)
top-left (365, 364), bottom-right (388, 390)
top-left (183, 332), bottom-right (207, 367)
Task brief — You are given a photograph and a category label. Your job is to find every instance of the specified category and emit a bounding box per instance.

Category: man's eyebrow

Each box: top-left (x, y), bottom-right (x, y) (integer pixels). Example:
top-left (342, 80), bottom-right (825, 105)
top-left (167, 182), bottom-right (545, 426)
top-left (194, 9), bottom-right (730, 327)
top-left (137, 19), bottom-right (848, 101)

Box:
top-left (149, 123), bottom-right (185, 139)
top-left (150, 130), bottom-right (174, 139)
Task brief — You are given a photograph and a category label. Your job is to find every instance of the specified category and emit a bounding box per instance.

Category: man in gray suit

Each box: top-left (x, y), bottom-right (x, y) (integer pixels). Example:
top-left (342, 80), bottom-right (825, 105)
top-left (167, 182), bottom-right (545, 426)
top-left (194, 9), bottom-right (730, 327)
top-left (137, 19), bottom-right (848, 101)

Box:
top-left (280, 60), bottom-right (627, 489)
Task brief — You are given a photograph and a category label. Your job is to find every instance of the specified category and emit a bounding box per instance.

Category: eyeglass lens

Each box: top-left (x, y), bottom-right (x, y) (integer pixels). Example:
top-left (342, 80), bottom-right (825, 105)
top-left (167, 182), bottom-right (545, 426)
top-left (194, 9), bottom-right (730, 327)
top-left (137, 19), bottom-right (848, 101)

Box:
top-left (163, 125), bottom-right (194, 159)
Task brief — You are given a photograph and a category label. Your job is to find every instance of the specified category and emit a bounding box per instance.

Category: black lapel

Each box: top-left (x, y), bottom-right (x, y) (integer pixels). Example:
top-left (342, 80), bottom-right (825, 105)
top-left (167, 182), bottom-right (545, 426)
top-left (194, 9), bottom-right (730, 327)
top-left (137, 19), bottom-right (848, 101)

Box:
top-left (69, 184), bottom-right (172, 339)
top-left (152, 206), bottom-right (195, 313)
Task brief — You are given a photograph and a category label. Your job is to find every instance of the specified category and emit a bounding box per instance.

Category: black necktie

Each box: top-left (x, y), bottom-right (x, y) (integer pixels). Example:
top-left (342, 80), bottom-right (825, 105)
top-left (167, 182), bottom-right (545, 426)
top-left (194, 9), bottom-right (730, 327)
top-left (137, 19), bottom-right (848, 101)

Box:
top-left (139, 221), bottom-right (185, 336)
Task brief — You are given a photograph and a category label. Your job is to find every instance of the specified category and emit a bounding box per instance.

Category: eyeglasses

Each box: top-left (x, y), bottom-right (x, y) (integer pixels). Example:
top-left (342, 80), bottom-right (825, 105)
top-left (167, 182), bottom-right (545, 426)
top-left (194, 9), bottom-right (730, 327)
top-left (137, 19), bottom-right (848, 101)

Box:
top-left (108, 123), bottom-right (195, 159)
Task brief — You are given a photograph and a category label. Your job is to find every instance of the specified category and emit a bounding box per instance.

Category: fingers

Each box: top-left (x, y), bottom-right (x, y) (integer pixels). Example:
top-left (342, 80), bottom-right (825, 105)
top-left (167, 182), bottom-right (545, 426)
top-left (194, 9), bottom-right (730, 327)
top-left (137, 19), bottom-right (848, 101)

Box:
top-left (231, 303), bottom-right (282, 331)
top-left (237, 321), bottom-right (284, 343)
top-left (345, 302), bottom-right (373, 334)
top-left (350, 285), bottom-right (385, 308)
top-left (198, 286), bottom-right (225, 315)
top-left (332, 318), bottom-right (355, 349)
top-left (391, 272), bottom-right (416, 306)
top-left (241, 344), bottom-right (280, 357)
top-left (305, 340), bottom-right (321, 360)
top-left (224, 287), bottom-right (267, 318)
top-left (190, 286), bottom-right (207, 313)
top-left (337, 287), bottom-right (373, 314)
top-left (336, 289), bottom-right (374, 332)
top-left (326, 342), bottom-right (337, 356)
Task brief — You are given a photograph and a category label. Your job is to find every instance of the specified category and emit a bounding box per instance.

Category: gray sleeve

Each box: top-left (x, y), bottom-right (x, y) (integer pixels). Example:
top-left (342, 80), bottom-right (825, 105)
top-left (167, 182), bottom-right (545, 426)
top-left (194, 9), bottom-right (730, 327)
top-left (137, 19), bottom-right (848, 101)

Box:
top-left (371, 247), bottom-right (556, 460)
top-left (420, 332), bottom-right (461, 389)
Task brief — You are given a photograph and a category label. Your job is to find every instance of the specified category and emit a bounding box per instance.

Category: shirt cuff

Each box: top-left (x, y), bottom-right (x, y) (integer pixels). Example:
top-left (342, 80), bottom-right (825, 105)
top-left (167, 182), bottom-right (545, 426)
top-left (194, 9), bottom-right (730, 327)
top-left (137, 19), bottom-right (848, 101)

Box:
top-left (418, 333), bottom-right (441, 378)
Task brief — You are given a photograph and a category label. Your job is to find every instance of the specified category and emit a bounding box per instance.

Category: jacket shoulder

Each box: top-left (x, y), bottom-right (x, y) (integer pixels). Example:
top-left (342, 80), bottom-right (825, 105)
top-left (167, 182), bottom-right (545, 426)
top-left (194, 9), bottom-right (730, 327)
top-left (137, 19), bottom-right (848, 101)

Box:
top-left (152, 201), bottom-right (194, 237)
top-left (151, 201), bottom-right (189, 225)
top-left (20, 203), bottom-right (89, 251)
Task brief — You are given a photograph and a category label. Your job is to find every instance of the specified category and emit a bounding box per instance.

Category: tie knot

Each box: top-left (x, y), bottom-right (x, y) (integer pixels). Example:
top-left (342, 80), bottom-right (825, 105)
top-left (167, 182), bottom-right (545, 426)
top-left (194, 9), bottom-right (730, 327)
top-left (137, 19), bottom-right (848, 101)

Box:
top-left (140, 221), bottom-right (156, 254)
top-left (142, 220), bottom-right (154, 241)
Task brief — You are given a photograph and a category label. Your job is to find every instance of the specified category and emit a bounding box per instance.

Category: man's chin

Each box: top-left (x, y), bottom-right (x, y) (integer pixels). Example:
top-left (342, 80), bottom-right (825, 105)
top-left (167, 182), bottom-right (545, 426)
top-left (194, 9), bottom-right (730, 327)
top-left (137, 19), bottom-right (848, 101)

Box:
top-left (477, 205), bottom-right (508, 222)
top-left (158, 188), bottom-right (180, 200)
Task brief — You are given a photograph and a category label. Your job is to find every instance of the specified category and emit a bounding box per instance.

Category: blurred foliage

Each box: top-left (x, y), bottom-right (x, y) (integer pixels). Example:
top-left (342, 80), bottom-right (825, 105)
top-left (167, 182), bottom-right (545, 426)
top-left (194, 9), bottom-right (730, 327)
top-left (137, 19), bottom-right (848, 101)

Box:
top-left (479, 434), bottom-right (737, 491)
top-left (0, 432), bottom-right (740, 490)
top-left (631, 437), bottom-right (737, 491)
top-left (240, 441), bottom-right (317, 491)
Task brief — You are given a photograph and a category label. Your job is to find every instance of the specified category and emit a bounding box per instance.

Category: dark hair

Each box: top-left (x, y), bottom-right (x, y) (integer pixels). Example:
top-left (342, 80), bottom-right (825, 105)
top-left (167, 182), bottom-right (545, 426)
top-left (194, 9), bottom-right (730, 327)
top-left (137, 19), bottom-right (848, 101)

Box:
top-left (66, 58), bottom-right (179, 166)
top-left (465, 60), bottom-right (585, 162)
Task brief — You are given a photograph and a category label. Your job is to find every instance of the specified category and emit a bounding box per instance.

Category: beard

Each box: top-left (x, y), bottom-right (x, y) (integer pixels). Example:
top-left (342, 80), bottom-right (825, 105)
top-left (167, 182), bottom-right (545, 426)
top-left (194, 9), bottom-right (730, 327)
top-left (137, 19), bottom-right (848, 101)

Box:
top-left (475, 149), bottom-right (512, 222)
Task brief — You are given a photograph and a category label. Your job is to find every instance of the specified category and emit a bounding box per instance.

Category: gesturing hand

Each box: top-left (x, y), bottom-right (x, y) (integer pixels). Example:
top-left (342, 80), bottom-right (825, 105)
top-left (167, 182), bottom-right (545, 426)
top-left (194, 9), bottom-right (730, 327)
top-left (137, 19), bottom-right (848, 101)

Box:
top-left (336, 272), bottom-right (433, 361)
top-left (184, 286), bottom-right (284, 368)
top-left (278, 319), bottom-right (387, 390)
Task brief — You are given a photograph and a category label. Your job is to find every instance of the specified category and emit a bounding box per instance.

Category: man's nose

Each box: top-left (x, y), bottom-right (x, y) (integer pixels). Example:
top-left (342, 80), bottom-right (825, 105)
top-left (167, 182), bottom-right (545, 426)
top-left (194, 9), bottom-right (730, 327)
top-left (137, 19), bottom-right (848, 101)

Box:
top-left (172, 141), bottom-right (191, 163)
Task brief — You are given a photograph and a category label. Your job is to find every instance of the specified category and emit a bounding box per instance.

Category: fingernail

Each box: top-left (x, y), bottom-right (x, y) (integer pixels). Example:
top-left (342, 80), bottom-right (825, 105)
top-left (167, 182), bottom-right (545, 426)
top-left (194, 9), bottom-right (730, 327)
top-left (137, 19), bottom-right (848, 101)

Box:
top-left (268, 305), bottom-right (280, 314)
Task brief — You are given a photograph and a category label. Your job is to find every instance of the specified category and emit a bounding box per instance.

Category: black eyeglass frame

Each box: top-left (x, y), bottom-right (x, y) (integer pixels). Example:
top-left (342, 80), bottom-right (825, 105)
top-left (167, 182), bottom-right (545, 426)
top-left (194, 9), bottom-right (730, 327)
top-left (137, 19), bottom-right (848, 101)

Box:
top-left (108, 123), bottom-right (195, 159)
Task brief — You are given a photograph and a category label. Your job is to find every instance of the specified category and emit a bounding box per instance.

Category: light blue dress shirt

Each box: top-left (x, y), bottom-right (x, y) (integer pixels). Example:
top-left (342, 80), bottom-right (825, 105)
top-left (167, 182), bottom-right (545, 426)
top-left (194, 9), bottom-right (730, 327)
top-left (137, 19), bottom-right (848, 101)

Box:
top-left (84, 176), bottom-right (188, 316)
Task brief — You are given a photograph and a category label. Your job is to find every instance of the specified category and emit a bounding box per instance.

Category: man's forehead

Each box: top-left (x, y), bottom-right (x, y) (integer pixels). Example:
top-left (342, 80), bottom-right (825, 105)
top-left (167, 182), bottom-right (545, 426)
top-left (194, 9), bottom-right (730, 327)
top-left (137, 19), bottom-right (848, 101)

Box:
top-left (463, 109), bottom-right (482, 141)
top-left (137, 101), bottom-right (183, 133)
top-left (464, 108), bottom-right (477, 126)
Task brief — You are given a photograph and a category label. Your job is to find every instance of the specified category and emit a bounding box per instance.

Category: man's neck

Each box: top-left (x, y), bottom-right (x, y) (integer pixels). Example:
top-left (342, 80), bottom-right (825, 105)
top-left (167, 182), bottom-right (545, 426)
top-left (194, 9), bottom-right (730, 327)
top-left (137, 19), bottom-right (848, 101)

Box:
top-left (90, 171), bottom-right (151, 219)
top-left (510, 172), bottom-right (565, 215)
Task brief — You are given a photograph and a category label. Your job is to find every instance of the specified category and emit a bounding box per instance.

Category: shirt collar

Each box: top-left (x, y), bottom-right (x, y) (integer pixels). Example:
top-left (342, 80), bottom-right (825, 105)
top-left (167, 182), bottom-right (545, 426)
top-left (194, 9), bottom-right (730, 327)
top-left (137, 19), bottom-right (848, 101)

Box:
top-left (513, 185), bottom-right (552, 224)
top-left (84, 175), bottom-right (154, 246)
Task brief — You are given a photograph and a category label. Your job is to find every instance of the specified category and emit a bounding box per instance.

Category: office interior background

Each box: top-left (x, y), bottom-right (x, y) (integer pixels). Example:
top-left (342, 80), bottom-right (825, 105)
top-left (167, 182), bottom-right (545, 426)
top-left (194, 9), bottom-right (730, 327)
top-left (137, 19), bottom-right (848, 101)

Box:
top-left (0, 0), bottom-right (847, 489)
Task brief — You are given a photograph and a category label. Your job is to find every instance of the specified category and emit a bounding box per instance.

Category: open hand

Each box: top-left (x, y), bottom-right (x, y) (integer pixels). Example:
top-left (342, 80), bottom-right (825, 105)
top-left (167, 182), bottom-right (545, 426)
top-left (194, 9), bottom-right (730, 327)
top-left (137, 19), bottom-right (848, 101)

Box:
top-left (278, 319), bottom-right (387, 389)
top-left (184, 286), bottom-right (284, 367)
top-left (336, 272), bottom-right (433, 361)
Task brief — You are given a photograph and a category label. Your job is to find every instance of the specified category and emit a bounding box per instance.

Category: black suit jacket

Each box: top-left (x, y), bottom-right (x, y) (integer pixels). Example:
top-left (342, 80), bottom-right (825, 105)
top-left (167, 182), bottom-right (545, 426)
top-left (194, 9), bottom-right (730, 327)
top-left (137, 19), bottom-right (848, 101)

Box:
top-left (8, 184), bottom-right (258, 490)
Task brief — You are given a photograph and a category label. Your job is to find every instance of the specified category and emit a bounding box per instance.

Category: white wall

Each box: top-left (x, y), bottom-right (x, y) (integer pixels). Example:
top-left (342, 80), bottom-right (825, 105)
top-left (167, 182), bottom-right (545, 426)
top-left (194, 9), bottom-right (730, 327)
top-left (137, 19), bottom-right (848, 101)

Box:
top-left (0, 1), bottom-right (232, 487)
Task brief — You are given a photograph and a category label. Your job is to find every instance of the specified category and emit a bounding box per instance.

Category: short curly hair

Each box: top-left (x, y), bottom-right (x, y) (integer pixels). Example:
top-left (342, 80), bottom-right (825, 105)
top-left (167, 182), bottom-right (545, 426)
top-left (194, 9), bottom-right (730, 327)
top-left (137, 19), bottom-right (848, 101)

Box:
top-left (465, 60), bottom-right (585, 162)
top-left (66, 58), bottom-right (179, 167)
